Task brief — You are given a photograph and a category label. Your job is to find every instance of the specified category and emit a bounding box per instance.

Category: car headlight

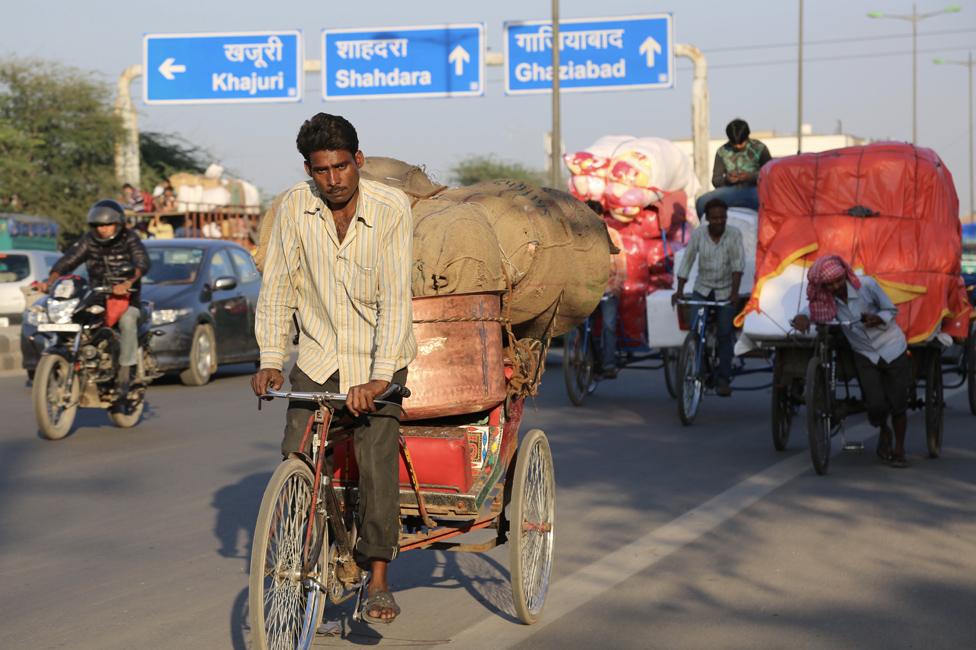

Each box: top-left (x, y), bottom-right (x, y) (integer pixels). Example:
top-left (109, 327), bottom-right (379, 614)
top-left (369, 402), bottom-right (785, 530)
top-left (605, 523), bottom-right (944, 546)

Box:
top-left (151, 307), bottom-right (191, 326)
top-left (25, 305), bottom-right (50, 326)
top-left (47, 298), bottom-right (80, 324)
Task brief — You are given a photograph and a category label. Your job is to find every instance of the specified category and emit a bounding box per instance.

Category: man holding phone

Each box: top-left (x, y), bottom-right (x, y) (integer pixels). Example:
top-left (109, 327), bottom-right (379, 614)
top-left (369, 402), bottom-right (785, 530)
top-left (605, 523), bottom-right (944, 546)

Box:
top-left (791, 255), bottom-right (911, 467)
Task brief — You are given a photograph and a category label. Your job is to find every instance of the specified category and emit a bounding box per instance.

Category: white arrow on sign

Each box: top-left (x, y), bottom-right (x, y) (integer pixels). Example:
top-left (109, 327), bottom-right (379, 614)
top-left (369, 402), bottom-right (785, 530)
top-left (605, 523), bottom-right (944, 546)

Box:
top-left (158, 57), bottom-right (187, 80)
top-left (448, 45), bottom-right (470, 76)
top-left (638, 37), bottom-right (662, 69)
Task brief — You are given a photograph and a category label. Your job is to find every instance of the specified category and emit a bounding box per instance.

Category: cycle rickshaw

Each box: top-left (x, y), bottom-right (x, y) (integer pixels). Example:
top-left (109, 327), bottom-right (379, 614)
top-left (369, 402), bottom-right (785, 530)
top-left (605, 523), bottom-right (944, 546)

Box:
top-left (562, 299), bottom-right (679, 406)
top-left (248, 294), bottom-right (555, 649)
top-left (736, 143), bottom-right (973, 474)
top-left (673, 297), bottom-right (773, 425)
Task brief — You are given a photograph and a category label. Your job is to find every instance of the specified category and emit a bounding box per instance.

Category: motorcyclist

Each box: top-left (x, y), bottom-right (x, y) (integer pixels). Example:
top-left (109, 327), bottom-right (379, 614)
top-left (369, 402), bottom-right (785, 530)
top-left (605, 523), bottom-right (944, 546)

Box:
top-left (38, 199), bottom-right (151, 396)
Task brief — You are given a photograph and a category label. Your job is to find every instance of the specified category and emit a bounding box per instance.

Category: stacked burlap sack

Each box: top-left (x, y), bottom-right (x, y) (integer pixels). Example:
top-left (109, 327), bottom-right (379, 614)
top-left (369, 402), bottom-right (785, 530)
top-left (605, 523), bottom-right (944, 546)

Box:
top-left (256, 157), bottom-right (611, 340)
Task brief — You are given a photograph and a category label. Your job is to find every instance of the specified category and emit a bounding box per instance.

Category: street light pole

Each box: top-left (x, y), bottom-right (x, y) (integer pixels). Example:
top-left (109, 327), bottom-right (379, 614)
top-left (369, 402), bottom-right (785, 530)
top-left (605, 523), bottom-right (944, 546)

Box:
top-left (935, 51), bottom-right (975, 217)
top-left (550, 0), bottom-right (562, 189)
top-left (868, 4), bottom-right (961, 145)
top-left (797, 0), bottom-right (804, 153)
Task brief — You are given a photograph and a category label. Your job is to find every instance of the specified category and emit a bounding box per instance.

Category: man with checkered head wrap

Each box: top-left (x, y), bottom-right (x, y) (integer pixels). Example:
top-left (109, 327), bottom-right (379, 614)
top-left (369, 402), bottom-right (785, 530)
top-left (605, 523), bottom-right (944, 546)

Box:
top-left (791, 255), bottom-right (913, 467)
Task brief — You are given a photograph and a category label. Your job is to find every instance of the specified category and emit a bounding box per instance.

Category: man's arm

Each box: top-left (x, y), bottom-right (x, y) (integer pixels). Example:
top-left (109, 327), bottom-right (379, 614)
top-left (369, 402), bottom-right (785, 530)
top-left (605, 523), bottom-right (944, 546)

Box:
top-left (254, 193), bottom-right (300, 374)
top-left (672, 230), bottom-right (699, 305)
top-left (729, 229), bottom-right (745, 298)
top-left (43, 239), bottom-right (88, 288)
top-left (863, 278), bottom-right (898, 327)
top-left (127, 230), bottom-right (150, 283)
top-left (370, 195), bottom-right (413, 384)
top-left (711, 151), bottom-right (728, 188)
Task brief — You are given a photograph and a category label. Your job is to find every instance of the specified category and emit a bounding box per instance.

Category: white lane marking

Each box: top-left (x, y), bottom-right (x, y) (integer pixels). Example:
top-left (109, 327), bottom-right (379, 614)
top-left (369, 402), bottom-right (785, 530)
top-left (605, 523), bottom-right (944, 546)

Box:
top-left (449, 385), bottom-right (968, 648)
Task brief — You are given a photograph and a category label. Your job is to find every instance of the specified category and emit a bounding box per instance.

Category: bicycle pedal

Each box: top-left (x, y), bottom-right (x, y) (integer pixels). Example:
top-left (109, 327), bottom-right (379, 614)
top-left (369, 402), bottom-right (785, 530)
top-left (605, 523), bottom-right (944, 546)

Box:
top-left (842, 441), bottom-right (864, 452)
top-left (316, 620), bottom-right (342, 637)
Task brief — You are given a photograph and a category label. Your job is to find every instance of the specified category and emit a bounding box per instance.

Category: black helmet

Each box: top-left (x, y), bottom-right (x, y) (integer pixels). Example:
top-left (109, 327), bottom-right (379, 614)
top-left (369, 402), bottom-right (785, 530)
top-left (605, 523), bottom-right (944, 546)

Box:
top-left (87, 199), bottom-right (126, 243)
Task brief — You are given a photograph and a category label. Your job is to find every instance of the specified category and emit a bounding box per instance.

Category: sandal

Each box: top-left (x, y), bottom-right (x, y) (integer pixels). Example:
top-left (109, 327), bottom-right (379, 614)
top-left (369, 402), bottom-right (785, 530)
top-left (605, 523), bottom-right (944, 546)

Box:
top-left (875, 435), bottom-right (894, 462)
top-left (360, 590), bottom-right (400, 625)
top-left (889, 455), bottom-right (909, 469)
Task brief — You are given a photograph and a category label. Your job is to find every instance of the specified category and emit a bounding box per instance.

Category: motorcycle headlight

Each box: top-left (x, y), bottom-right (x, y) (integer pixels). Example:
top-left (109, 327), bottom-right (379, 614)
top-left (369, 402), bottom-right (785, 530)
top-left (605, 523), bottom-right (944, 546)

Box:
top-left (47, 298), bottom-right (80, 324)
top-left (25, 305), bottom-right (50, 326)
top-left (151, 307), bottom-right (191, 326)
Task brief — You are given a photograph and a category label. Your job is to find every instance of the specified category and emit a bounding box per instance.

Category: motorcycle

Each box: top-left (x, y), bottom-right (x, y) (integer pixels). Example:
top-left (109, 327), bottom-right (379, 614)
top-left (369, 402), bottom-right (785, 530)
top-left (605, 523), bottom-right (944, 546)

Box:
top-left (28, 273), bottom-right (161, 440)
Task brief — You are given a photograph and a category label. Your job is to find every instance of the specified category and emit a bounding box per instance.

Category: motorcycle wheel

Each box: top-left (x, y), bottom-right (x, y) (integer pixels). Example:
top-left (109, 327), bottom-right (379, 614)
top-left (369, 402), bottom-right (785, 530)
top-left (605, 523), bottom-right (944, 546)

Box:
top-left (109, 399), bottom-right (145, 428)
top-left (33, 354), bottom-right (80, 440)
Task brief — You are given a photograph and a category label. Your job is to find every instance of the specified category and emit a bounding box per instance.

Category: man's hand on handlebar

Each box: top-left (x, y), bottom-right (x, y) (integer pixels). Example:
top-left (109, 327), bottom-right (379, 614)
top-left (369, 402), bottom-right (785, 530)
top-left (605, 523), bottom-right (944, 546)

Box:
top-left (791, 314), bottom-right (811, 333)
top-left (670, 292), bottom-right (685, 308)
top-left (346, 379), bottom-right (390, 417)
top-left (251, 368), bottom-right (284, 397)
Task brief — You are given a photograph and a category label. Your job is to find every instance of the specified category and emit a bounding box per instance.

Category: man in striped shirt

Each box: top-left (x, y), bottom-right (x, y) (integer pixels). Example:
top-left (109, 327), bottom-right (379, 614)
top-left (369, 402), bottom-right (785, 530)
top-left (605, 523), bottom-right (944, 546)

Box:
top-left (672, 198), bottom-right (745, 396)
top-left (251, 113), bottom-right (417, 624)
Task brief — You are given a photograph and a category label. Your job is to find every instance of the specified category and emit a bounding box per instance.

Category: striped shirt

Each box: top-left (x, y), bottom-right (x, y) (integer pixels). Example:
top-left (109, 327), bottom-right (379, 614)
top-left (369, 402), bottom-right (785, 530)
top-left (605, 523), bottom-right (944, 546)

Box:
top-left (677, 225), bottom-right (745, 300)
top-left (256, 178), bottom-right (417, 391)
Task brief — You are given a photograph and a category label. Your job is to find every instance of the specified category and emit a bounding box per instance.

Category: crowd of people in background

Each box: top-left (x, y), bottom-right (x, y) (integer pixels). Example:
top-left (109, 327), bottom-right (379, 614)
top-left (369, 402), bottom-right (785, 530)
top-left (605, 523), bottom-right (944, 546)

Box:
top-left (120, 182), bottom-right (249, 242)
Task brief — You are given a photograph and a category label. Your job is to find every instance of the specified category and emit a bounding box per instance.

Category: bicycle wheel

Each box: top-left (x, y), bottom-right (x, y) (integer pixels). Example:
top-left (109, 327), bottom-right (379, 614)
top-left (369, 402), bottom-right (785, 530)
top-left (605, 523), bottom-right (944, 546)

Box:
top-left (805, 358), bottom-right (832, 475)
top-left (770, 355), bottom-right (792, 451)
top-left (925, 350), bottom-right (944, 458)
top-left (966, 325), bottom-right (975, 416)
top-left (677, 334), bottom-right (704, 425)
top-left (508, 429), bottom-right (555, 625)
top-left (771, 382), bottom-right (793, 452)
top-left (249, 459), bottom-right (328, 650)
top-left (563, 325), bottom-right (594, 407)
top-left (662, 348), bottom-right (679, 399)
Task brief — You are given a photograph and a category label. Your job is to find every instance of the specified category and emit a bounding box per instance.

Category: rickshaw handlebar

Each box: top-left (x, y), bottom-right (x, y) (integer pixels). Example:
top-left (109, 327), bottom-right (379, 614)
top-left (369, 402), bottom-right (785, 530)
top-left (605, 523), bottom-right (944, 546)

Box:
top-left (676, 299), bottom-right (732, 307)
top-left (261, 383), bottom-right (411, 405)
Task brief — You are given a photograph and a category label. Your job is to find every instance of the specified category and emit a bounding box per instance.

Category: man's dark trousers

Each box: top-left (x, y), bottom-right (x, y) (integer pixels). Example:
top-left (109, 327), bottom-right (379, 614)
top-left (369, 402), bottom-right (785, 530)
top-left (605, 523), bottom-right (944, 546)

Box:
top-left (692, 291), bottom-right (735, 383)
top-left (282, 365), bottom-right (407, 562)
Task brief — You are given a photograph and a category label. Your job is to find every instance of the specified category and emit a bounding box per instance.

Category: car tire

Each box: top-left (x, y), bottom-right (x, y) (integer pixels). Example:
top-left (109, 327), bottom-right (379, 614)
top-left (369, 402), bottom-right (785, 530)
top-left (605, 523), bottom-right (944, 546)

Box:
top-left (180, 324), bottom-right (217, 386)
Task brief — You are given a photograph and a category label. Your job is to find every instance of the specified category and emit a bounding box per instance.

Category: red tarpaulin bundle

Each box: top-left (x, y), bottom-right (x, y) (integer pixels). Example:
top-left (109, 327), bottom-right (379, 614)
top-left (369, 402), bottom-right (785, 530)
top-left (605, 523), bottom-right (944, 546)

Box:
top-left (737, 142), bottom-right (972, 343)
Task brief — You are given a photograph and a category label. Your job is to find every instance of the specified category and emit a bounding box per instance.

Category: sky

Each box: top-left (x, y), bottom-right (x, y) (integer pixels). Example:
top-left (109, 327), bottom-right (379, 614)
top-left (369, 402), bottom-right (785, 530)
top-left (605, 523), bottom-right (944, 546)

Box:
top-left (2, 0), bottom-right (975, 214)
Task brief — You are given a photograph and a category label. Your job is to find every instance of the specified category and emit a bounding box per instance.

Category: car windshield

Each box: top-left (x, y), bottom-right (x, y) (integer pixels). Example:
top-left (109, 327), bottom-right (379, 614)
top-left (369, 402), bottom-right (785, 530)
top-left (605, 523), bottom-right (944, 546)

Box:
top-left (144, 247), bottom-right (205, 285)
top-left (0, 254), bottom-right (30, 283)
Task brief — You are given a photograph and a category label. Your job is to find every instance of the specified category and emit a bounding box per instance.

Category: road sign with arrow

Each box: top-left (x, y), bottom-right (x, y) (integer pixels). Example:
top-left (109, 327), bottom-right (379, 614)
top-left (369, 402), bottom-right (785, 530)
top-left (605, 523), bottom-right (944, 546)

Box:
top-left (504, 14), bottom-right (673, 95)
top-left (143, 31), bottom-right (303, 105)
top-left (322, 24), bottom-right (484, 100)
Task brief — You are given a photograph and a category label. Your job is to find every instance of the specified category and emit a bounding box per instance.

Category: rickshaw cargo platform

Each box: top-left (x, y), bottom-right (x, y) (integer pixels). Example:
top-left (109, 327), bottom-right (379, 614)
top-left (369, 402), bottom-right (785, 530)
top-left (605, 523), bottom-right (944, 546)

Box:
top-left (737, 142), bottom-right (972, 343)
top-left (401, 292), bottom-right (506, 421)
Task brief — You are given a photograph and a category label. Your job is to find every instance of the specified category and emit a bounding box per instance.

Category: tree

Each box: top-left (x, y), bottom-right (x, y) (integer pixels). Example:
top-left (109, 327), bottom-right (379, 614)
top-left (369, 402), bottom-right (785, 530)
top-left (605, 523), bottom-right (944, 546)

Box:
top-left (0, 58), bottom-right (121, 238)
top-left (140, 130), bottom-right (210, 190)
top-left (450, 155), bottom-right (547, 187)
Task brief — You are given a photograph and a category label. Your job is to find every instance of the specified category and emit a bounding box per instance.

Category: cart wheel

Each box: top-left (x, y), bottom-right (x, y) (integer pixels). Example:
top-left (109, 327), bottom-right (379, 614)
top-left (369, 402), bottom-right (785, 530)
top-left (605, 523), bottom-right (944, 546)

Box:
top-left (805, 357), bottom-right (832, 475)
top-left (508, 429), bottom-right (555, 625)
top-left (966, 325), bottom-right (976, 416)
top-left (677, 334), bottom-right (704, 425)
top-left (662, 348), bottom-right (679, 399)
top-left (771, 382), bottom-right (793, 452)
top-left (249, 459), bottom-right (328, 650)
top-left (925, 350), bottom-right (944, 458)
top-left (563, 325), bottom-right (594, 407)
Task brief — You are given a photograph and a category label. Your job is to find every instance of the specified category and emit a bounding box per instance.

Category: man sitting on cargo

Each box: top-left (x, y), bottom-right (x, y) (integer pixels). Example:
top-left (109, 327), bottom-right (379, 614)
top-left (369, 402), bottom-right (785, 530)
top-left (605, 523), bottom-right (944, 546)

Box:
top-left (672, 198), bottom-right (744, 397)
top-left (790, 255), bottom-right (911, 468)
top-left (250, 112), bottom-right (417, 624)
top-left (695, 118), bottom-right (772, 217)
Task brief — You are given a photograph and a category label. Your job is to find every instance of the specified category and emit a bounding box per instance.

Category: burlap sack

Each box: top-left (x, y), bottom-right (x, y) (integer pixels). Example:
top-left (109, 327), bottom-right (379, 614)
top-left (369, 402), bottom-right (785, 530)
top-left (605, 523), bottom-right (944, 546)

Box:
top-left (361, 157), bottom-right (446, 201)
top-left (411, 199), bottom-right (506, 296)
top-left (427, 180), bottom-right (610, 338)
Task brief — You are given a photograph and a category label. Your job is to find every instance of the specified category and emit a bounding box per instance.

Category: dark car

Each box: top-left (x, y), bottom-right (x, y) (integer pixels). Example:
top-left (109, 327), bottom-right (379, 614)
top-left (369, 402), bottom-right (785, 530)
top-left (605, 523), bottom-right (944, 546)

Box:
top-left (23, 239), bottom-right (261, 385)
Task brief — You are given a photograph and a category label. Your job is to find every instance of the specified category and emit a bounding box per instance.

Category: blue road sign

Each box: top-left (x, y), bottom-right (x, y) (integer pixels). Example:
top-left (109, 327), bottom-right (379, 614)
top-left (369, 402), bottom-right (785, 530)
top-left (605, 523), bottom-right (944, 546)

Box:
top-left (504, 14), bottom-right (673, 95)
top-left (143, 31), bottom-right (303, 105)
top-left (322, 24), bottom-right (484, 100)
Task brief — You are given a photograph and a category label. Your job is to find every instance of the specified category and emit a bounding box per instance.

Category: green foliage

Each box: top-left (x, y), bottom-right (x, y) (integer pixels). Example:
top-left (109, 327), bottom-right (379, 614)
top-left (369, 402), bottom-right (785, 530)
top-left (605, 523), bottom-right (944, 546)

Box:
top-left (140, 130), bottom-right (210, 190)
top-left (450, 155), bottom-right (547, 187)
top-left (0, 58), bottom-right (121, 238)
